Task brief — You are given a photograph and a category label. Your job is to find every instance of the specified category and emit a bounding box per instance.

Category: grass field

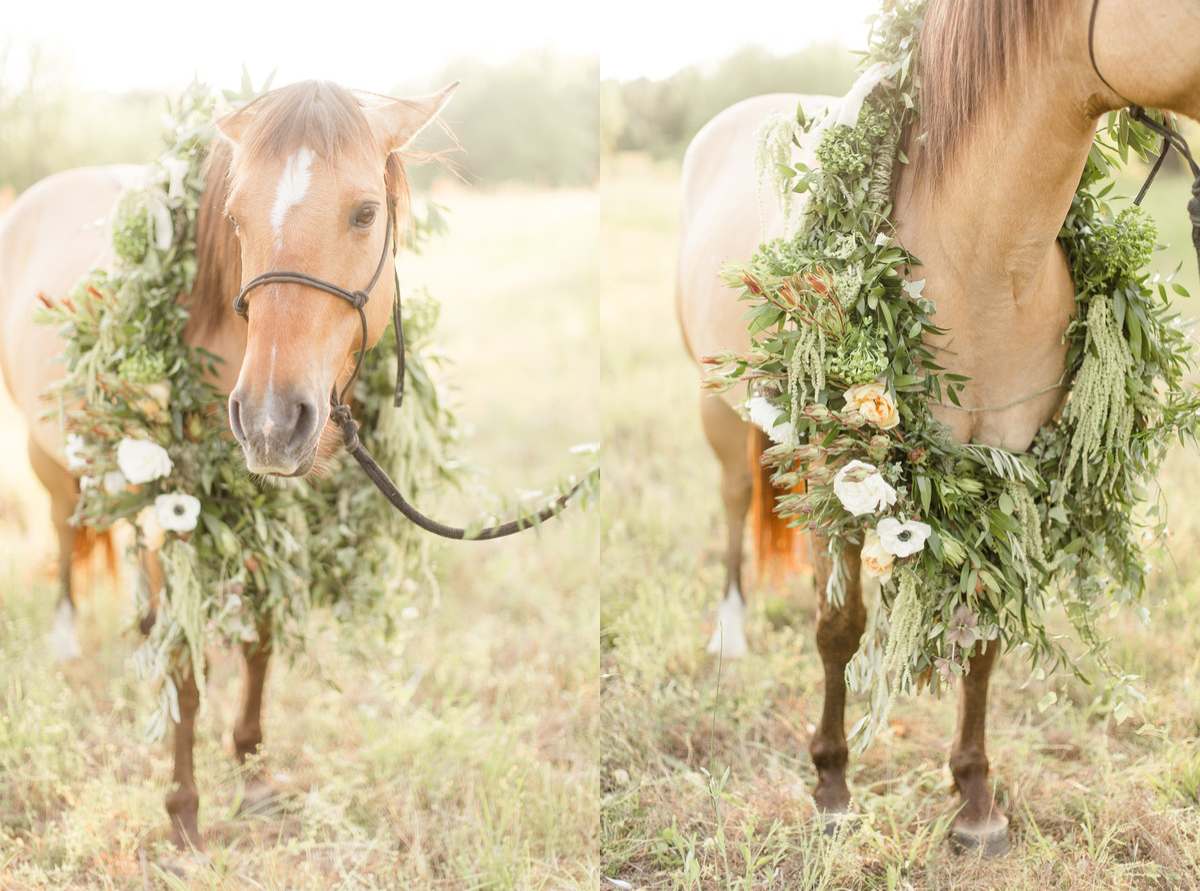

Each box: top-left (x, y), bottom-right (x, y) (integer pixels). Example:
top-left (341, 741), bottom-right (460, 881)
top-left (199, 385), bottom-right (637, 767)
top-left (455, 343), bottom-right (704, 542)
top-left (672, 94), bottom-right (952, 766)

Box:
top-left (0, 182), bottom-right (600, 889)
top-left (599, 154), bottom-right (1200, 890)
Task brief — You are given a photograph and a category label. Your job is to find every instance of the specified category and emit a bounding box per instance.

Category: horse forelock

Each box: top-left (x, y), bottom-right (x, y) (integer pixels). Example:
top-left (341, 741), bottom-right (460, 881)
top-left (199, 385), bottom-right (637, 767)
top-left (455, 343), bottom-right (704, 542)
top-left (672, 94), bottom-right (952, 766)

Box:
top-left (224, 81), bottom-right (409, 223)
top-left (916, 0), bottom-right (1070, 185)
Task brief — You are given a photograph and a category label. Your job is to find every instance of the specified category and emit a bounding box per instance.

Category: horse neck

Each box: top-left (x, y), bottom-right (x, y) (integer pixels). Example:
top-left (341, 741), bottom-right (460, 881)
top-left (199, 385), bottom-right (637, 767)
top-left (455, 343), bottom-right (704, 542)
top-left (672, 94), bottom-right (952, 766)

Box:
top-left (894, 75), bottom-right (1099, 302)
top-left (890, 50), bottom-right (1103, 448)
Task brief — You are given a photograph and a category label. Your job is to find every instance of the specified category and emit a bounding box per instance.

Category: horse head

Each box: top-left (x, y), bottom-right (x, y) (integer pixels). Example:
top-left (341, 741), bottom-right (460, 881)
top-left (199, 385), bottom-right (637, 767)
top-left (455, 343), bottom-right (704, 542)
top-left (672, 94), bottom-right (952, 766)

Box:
top-left (216, 80), bottom-right (455, 476)
top-left (1086, 0), bottom-right (1200, 121)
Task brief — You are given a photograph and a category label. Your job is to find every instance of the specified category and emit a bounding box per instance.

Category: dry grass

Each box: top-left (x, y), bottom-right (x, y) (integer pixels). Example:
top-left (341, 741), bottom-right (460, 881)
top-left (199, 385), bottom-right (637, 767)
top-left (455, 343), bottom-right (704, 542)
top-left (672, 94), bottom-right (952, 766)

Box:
top-left (0, 181), bottom-right (599, 889)
top-left (599, 153), bottom-right (1200, 890)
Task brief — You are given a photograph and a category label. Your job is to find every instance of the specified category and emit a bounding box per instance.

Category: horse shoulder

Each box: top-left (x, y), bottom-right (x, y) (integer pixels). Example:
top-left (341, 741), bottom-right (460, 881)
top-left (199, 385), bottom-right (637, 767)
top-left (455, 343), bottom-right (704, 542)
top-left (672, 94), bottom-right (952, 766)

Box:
top-left (677, 94), bottom-right (831, 401)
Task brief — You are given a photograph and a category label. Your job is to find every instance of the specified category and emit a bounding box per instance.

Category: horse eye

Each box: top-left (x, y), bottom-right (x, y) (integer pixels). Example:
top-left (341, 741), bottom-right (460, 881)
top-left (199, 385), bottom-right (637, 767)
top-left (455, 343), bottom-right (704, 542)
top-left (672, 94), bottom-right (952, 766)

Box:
top-left (353, 205), bottom-right (378, 228)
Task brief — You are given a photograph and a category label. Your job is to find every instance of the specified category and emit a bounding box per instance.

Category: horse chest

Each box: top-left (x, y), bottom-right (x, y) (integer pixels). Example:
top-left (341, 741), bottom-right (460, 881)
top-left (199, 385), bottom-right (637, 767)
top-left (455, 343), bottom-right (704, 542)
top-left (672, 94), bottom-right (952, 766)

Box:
top-left (923, 263), bottom-right (1076, 451)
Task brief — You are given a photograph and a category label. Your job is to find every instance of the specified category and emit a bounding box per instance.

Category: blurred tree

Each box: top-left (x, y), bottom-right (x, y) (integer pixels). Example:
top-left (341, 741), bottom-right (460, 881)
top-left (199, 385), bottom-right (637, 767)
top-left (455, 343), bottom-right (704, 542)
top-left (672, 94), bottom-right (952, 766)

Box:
top-left (0, 42), bottom-right (166, 193)
top-left (399, 51), bottom-right (599, 189)
top-left (607, 43), bottom-right (859, 159)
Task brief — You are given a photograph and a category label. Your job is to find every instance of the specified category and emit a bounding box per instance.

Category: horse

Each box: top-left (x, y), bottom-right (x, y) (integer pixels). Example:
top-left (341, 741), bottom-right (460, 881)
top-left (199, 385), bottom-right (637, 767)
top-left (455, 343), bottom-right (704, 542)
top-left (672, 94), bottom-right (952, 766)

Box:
top-left (676, 0), bottom-right (1200, 855)
top-left (0, 79), bottom-right (455, 848)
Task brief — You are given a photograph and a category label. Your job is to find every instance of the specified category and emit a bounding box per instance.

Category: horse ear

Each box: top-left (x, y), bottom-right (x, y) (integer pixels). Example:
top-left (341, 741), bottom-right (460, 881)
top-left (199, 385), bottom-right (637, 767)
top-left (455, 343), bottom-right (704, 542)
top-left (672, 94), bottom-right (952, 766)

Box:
top-left (215, 105), bottom-right (256, 146)
top-left (365, 82), bottom-right (459, 154)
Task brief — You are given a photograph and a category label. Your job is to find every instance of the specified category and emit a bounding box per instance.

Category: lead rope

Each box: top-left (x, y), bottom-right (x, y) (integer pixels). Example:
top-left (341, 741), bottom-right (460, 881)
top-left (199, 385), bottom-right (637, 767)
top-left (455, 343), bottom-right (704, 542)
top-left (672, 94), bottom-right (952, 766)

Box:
top-left (1089, 0), bottom-right (1200, 275)
top-left (235, 214), bottom-right (595, 540)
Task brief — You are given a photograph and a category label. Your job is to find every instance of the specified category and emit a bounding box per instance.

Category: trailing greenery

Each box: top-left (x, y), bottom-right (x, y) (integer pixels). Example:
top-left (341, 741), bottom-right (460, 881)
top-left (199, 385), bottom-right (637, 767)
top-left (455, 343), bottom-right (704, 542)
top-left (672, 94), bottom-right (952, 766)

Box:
top-left (39, 81), bottom-right (462, 739)
top-left (710, 0), bottom-right (1200, 745)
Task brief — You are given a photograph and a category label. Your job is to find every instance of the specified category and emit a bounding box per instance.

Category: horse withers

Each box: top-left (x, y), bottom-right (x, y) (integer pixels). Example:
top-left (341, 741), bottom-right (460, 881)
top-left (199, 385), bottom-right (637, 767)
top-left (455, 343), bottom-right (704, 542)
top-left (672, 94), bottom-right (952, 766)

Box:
top-left (0, 80), bottom-right (454, 848)
top-left (677, 0), bottom-right (1200, 855)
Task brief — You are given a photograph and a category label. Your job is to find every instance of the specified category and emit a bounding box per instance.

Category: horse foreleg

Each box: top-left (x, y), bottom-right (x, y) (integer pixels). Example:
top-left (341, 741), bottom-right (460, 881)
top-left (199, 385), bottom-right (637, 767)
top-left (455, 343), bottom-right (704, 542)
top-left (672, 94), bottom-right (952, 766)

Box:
top-left (809, 539), bottom-right (865, 823)
top-left (949, 638), bottom-right (1010, 856)
top-left (137, 548), bottom-right (164, 636)
top-left (28, 439), bottom-right (81, 661)
top-left (166, 666), bottom-right (203, 849)
top-left (234, 619), bottom-right (275, 813)
top-left (701, 396), bottom-right (753, 658)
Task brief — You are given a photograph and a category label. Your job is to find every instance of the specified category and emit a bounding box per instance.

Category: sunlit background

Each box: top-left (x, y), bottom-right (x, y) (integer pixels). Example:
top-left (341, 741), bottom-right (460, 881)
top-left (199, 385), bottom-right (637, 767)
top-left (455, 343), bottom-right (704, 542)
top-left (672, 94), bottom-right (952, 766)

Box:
top-left (0, 0), bottom-right (879, 194)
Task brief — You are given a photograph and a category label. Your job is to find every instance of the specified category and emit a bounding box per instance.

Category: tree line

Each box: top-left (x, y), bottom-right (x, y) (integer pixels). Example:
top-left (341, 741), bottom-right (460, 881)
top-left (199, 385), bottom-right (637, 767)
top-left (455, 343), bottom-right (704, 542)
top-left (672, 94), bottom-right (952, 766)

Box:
top-left (0, 44), bottom-right (858, 194)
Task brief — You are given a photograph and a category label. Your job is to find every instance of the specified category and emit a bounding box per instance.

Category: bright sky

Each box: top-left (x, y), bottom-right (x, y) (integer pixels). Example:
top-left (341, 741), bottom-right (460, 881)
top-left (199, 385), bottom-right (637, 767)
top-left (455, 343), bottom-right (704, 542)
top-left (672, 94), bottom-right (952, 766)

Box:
top-left (4, 0), bottom-right (879, 93)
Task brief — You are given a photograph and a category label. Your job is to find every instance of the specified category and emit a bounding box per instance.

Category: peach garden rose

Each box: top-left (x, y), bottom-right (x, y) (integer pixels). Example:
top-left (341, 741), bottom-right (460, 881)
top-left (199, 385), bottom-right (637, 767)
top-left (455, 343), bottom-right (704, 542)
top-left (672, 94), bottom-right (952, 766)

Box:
top-left (844, 381), bottom-right (899, 430)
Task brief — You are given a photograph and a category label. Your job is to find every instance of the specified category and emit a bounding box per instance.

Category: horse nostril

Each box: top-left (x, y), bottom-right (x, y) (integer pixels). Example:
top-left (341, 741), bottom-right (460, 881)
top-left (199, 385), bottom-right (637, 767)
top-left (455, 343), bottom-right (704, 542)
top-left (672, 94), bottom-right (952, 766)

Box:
top-left (287, 397), bottom-right (318, 453)
top-left (228, 393), bottom-right (246, 443)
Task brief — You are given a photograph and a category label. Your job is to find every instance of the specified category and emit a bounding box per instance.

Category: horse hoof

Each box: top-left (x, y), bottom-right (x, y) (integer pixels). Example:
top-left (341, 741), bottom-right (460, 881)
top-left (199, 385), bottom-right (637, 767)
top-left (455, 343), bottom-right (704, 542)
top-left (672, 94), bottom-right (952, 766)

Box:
top-left (157, 849), bottom-right (210, 877)
top-left (950, 815), bottom-right (1010, 858)
top-left (706, 595), bottom-right (748, 658)
top-left (819, 809), bottom-right (859, 838)
top-left (236, 776), bottom-right (283, 816)
top-left (49, 601), bottom-right (82, 661)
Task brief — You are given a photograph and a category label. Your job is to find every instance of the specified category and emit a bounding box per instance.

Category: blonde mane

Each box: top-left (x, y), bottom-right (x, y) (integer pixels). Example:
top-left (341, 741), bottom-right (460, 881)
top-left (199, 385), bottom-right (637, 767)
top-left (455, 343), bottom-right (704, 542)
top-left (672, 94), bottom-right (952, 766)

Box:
top-left (916, 0), bottom-right (1069, 183)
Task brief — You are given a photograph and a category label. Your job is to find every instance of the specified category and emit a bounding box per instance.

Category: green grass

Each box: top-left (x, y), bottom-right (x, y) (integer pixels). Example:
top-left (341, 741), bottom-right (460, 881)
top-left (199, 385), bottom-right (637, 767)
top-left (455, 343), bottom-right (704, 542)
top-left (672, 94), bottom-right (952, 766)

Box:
top-left (599, 153), bottom-right (1200, 890)
top-left (0, 182), bottom-right (599, 889)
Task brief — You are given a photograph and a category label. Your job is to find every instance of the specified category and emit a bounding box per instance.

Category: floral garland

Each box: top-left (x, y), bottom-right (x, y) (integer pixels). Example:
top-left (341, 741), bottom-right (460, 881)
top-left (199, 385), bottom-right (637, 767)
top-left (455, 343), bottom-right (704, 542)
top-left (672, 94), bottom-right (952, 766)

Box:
top-left (711, 0), bottom-right (1200, 744)
top-left (39, 81), bottom-right (462, 740)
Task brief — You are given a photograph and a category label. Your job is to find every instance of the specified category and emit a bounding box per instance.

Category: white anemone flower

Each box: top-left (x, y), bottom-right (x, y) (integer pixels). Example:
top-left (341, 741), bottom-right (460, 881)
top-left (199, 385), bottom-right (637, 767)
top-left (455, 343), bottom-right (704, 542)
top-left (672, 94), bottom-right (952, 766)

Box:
top-left (116, 438), bottom-right (173, 484)
top-left (876, 517), bottom-right (933, 558)
top-left (155, 493), bottom-right (201, 533)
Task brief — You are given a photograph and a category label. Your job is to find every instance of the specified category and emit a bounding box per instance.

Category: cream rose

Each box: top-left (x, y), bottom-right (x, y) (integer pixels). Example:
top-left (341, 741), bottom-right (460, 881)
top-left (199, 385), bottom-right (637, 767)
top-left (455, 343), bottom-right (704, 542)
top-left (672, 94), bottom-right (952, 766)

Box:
top-left (833, 460), bottom-right (897, 517)
top-left (876, 517), bottom-right (933, 558)
top-left (843, 381), bottom-right (900, 430)
top-left (861, 532), bottom-right (895, 583)
top-left (116, 438), bottom-right (173, 484)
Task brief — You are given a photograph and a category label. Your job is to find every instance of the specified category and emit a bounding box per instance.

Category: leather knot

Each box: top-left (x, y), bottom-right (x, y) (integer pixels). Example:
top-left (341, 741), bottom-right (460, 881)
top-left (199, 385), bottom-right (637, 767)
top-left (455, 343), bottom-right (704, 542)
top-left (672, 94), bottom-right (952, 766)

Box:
top-left (330, 404), bottom-right (360, 450)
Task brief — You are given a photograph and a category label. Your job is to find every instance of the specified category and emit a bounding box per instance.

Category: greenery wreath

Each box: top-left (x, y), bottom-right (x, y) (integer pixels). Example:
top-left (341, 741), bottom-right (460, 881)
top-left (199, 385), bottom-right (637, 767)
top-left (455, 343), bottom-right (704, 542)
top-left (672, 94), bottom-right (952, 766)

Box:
top-left (38, 80), bottom-right (461, 740)
top-left (710, 0), bottom-right (1200, 745)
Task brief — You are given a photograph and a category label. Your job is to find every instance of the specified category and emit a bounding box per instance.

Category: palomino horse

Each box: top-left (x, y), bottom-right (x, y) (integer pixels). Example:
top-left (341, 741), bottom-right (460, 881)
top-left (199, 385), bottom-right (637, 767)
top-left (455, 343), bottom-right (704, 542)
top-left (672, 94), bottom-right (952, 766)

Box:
top-left (0, 80), bottom-right (454, 847)
top-left (678, 0), bottom-right (1200, 854)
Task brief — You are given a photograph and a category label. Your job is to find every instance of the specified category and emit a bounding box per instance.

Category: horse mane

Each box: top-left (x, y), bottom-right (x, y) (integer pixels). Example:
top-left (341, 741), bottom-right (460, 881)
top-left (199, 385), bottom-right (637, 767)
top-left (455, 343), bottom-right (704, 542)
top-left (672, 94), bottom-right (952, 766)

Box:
top-left (187, 139), bottom-right (240, 340)
top-left (915, 0), bottom-right (1069, 184)
top-left (186, 81), bottom-right (411, 338)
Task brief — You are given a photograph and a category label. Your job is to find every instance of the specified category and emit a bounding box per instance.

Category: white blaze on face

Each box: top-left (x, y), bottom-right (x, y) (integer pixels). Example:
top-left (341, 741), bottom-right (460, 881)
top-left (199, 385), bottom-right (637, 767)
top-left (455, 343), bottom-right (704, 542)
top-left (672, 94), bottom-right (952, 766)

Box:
top-left (270, 146), bottom-right (316, 251)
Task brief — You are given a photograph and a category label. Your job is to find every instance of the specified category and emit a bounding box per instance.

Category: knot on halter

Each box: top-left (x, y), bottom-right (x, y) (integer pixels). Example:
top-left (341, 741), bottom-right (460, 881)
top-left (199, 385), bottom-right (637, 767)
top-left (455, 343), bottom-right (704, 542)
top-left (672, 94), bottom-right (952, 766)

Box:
top-left (330, 403), bottom-right (360, 451)
top-left (348, 290), bottom-right (370, 310)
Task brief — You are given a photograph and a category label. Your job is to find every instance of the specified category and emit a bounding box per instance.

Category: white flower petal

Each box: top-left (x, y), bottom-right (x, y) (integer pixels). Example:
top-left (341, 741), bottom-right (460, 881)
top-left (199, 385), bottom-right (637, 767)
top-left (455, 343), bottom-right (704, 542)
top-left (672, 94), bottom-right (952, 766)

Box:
top-left (833, 460), bottom-right (897, 517)
top-left (117, 438), bottom-right (173, 484)
top-left (155, 493), bottom-right (201, 533)
top-left (746, 396), bottom-right (795, 445)
top-left (876, 517), bottom-right (933, 557)
top-left (65, 434), bottom-right (88, 472)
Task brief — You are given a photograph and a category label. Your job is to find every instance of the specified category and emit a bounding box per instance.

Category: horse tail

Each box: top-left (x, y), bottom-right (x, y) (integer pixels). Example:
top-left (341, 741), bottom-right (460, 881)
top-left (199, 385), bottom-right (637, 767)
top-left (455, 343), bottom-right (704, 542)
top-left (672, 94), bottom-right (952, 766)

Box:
top-left (71, 527), bottom-right (118, 596)
top-left (749, 425), bottom-right (810, 580)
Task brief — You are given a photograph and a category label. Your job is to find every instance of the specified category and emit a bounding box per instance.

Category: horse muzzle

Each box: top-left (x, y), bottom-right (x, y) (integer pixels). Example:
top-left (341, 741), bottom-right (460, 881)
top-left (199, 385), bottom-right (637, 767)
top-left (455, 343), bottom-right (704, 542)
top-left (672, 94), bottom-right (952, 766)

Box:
top-left (228, 385), bottom-right (324, 476)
